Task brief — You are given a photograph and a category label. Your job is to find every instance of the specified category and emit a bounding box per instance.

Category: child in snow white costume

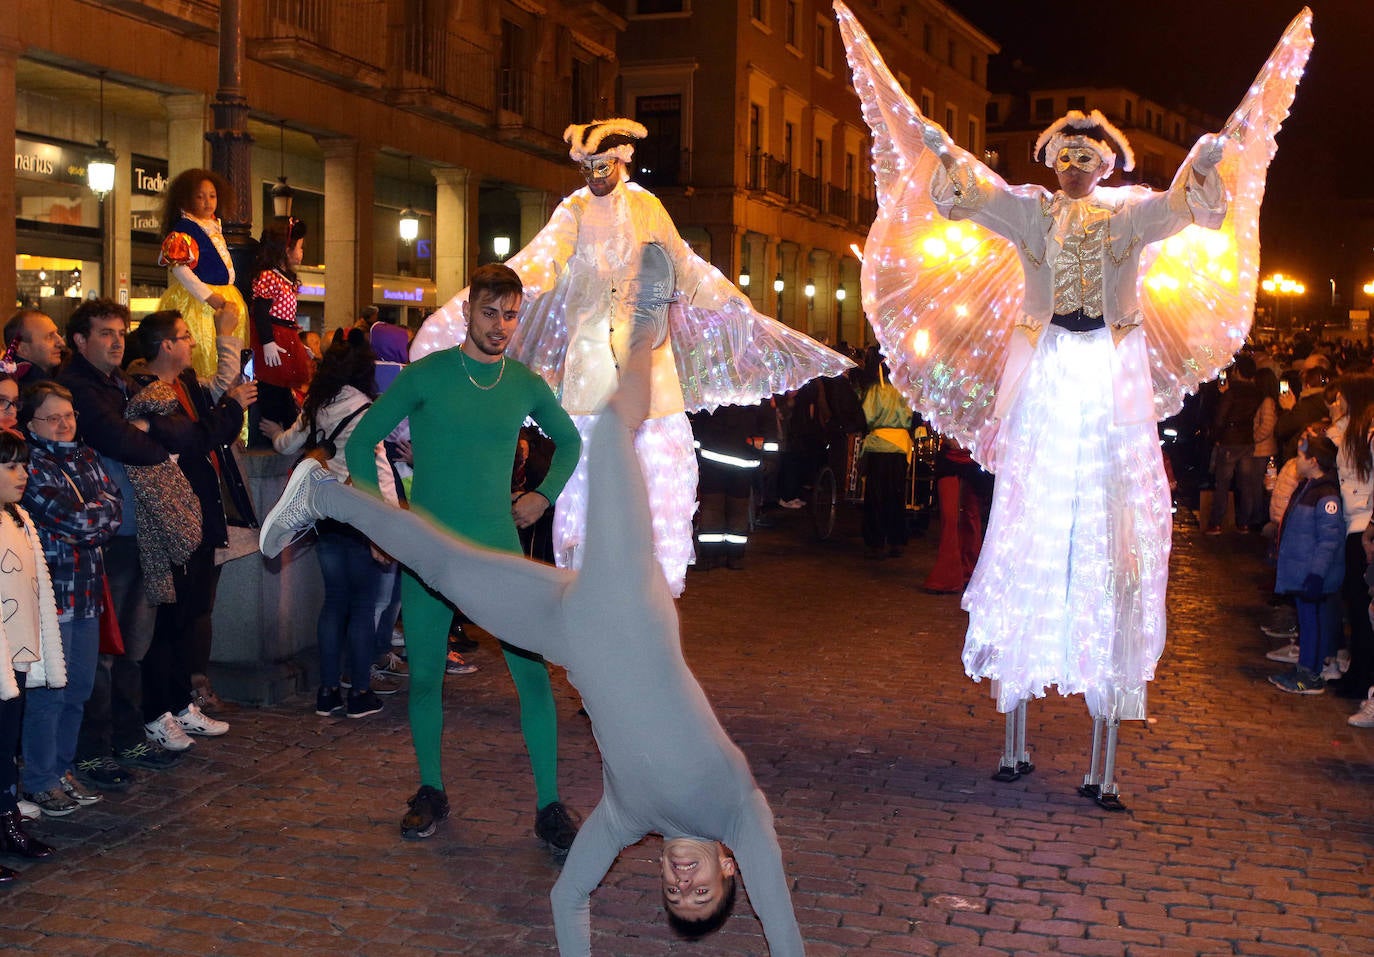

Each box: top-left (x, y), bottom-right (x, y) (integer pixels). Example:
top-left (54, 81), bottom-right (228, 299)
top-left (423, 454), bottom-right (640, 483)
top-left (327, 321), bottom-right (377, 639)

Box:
top-left (835, 1), bottom-right (1313, 808)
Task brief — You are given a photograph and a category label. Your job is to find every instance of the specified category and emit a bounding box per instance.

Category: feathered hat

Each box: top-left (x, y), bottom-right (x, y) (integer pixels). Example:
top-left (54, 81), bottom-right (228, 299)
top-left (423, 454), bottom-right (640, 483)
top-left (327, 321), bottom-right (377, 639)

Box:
top-left (564, 118), bottom-right (648, 164)
top-left (1033, 109), bottom-right (1135, 176)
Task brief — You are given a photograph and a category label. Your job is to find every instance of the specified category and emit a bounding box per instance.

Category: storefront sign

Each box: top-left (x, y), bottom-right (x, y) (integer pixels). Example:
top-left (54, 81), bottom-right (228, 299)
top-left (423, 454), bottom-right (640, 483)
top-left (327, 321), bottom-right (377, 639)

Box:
top-left (131, 155), bottom-right (169, 196)
top-left (14, 136), bottom-right (89, 185)
top-left (130, 154), bottom-right (169, 234)
top-left (373, 277), bottom-right (435, 307)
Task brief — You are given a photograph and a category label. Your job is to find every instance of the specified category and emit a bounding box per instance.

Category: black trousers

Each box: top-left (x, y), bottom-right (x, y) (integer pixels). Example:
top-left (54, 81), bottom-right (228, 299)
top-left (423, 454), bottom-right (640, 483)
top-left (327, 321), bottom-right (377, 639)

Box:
top-left (0, 672), bottom-right (25, 813)
top-left (862, 452), bottom-right (909, 549)
top-left (142, 542), bottom-right (217, 721)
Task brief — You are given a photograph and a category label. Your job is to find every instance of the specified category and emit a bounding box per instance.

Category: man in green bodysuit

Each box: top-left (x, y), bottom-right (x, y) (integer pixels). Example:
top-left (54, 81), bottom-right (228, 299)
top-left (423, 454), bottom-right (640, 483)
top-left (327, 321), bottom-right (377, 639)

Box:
top-left (344, 263), bottom-right (583, 849)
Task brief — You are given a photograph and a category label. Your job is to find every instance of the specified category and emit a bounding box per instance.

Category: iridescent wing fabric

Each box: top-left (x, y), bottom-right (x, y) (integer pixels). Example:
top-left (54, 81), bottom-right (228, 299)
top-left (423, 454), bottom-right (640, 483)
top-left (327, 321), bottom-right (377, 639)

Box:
top-left (835, 0), bottom-right (1026, 466)
top-left (669, 294), bottom-right (855, 414)
top-left (411, 201), bottom-right (853, 412)
top-left (1137, 8), bottom-right (1313, 420)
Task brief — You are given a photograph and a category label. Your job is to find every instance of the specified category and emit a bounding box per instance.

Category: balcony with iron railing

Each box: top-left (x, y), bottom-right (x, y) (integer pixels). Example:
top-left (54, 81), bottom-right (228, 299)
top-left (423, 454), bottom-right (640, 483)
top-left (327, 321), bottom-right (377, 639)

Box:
top-left (390, 24), bottom-right (496, 124)
top-left (795, 171), bottom-right (821, 211)
top-left (94, 0), bottom-right (219, 37)
top-left (251, 0), bottom-right (388, 91)
top-left (826, 183), bottom-right (856, 222)
top-left (496, 69), bottom-right (573, 154)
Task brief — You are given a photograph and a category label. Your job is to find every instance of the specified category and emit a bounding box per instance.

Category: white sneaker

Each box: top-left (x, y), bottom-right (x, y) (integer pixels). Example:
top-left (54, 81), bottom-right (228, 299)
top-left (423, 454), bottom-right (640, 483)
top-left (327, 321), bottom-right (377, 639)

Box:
top-left (1320, 658), bottom-right (1343, 681)
top-left (146, 711), bottom-right (195, 751)
top-left (1336, 648), bottom-right (1351, 674)
top-left (259, 459), bottom-right (330, 558)
top-left (17, 798), bottom-right (40, 821)
top-left (390, 626), bottom-right (406, 648)
top-left (1265, 642), bottom-right (1300, 663)
top-left (1349, 689), bottom-right (1374, 729)
top-left (176, 702), bottom-right (230, 737)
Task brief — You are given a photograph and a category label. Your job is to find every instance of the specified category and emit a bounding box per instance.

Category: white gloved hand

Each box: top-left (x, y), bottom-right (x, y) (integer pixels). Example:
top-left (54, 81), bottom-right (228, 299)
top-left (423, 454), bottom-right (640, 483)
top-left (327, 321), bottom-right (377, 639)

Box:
top-left (921, 122), bottom-right (950, 157)
top-left (262, 340), bottom-right (284, 367)
top-left (1193, 133), bottom-right (1225, 176)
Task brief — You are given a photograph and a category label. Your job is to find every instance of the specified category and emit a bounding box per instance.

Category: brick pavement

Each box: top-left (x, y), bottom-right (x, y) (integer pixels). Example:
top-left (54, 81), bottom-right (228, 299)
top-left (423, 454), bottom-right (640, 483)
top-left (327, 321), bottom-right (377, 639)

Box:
top-left (4, 507), bottom-right (1373, 955)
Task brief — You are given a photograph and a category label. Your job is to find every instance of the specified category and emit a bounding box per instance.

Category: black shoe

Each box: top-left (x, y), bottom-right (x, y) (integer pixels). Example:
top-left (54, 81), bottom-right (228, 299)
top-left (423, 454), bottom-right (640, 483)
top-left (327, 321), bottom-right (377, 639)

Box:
top-left (117, 740), bottom-right (182, 770)
top-left (315, 686), bottom-right (344, 716)
top-left (74, 755), bottom-right (135, 792)
top-left (448, 628), bottom-right (479, 653)
top-left (0, 862), bottom-right (16, 883)
top-left (0, 811), bottom-right (54, 860)
top-left (534, 801), bottom-right (582, 858)
top-left (346, 689), bottom-right (383, 719)
top-left (401, 785), bottom-right (450, 840)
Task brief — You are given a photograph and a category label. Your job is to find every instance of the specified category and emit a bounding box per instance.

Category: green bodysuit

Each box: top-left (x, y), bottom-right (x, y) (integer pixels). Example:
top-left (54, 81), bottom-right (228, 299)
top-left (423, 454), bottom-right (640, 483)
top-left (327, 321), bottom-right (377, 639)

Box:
top-left (345, 348), bottom-right (581, 805)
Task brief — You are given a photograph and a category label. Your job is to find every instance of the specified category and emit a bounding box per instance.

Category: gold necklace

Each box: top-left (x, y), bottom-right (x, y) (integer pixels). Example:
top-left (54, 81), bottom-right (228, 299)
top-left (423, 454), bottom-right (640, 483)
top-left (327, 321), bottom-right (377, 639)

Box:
top-left (458, 350), bottom-right (506, 390)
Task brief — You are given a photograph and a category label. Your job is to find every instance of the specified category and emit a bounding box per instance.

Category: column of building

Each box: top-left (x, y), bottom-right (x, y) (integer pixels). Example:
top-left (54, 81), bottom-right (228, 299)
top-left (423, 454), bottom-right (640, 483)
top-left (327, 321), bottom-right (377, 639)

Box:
top-left (433, 166), bottom-right (479, 303)
top-left (319, 137), bottom-right (375, 335)
top-left (0, 37), bottom-right (19, 311)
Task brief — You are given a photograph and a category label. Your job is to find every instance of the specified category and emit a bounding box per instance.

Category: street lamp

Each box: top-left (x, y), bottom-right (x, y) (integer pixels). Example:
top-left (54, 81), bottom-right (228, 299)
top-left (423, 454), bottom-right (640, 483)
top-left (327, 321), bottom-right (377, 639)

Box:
top-left (804, 279), bottom-right (815, 307)
top-left (271, 120), bottom-right (294, 217)
top-left (1261, 272), bottom-right (1305, 328)
top-left (86, 72), bottom-right (117, 199)
top-left (493, 235), bottom-right (511, 261)
top-left (398, 156), bottom-right (419, 244)
top-left (773, 272), bottom-right (785, 321)
top-left (738, 268), bottom-right (750, 289)
top-left (835, 285), bottom-right (846, 343)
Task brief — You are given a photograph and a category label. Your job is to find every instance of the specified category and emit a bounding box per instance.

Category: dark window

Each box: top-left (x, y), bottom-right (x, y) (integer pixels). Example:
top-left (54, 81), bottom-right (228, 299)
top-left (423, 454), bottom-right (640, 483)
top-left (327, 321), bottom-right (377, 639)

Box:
top-left (1067, 95), bottom-right (1086, 112)
top-left (634, 0), bottom-right (685, 12)
top-left (1034, 97), bottom-right (1054, 120)
top-left (634, 94), bottom-right (683, 187)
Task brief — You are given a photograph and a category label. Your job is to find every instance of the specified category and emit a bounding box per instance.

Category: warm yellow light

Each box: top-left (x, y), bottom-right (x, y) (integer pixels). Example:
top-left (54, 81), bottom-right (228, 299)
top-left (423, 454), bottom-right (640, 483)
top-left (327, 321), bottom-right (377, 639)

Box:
top-left (1363, 281), bottom-right (1374, 296)
top-left (921, 237), bottom-right (948, 259)
top-left (912, 328), bottom-right (930, 357)
top-left (1261, 279), bottom-right (1275, 293)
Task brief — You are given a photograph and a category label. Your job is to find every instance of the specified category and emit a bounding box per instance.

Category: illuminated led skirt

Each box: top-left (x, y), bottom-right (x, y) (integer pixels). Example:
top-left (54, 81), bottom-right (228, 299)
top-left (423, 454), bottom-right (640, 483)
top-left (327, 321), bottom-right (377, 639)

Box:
top-left (554, 411), bottom-right (698, 597)
top-left (158, 279), bottom-right (248, 380)
top-left (961, 324), bottom-right (1170, 721)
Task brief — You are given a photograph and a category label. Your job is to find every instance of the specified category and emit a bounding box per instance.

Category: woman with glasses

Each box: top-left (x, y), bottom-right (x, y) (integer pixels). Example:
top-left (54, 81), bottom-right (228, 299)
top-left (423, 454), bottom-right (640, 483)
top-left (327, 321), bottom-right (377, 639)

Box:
top-left (17, 381), bottom-right (123, 814)
top-left (0, 375), bottom-right (20, 431)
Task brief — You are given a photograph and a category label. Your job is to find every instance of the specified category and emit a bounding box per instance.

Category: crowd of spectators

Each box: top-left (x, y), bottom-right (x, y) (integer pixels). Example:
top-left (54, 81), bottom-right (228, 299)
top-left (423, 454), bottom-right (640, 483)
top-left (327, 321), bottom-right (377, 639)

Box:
top-left (1180, 331), bottom-right (1374, 728)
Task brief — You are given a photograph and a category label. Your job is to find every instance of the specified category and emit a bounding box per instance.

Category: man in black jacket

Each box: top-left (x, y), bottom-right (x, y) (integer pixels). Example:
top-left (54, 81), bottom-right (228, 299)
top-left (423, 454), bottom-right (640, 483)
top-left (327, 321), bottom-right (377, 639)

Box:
top-left (61, 300), bottom-right (182, 788)
top-left (129, 310), bottom-right (256, 751)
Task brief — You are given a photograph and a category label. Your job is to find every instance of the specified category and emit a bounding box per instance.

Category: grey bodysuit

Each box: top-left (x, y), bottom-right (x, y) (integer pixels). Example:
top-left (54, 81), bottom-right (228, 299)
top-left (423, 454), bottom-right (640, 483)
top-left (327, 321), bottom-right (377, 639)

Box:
top-left (312, 395), bottom-right (805, 956)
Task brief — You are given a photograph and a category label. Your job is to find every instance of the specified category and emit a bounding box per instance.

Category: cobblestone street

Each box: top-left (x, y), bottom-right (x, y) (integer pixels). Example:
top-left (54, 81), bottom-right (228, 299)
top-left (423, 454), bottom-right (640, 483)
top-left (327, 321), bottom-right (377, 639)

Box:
top-left (5, 506), bottom-right (1373, 955)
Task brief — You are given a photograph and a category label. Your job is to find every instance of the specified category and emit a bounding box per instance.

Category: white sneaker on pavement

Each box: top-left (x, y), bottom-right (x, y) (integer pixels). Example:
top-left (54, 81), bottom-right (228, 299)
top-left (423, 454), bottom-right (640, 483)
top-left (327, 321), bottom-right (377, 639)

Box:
top-left (176, 702), bottom-right (230, 736)
top-left (145, 711), bottom-right (195, 751)
top-left (1320, 658), bottom-right (1343, 682)
top-left (1349, 688), bottom-right (1374, 729)
top-left (1265, 641), bottom-right (1299, 664)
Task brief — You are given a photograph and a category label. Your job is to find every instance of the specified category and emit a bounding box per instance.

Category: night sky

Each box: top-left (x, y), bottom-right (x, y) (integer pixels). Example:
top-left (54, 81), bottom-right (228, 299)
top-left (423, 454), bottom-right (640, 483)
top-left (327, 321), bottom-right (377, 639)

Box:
top-left (939, 1), bottom-right (1371, 304)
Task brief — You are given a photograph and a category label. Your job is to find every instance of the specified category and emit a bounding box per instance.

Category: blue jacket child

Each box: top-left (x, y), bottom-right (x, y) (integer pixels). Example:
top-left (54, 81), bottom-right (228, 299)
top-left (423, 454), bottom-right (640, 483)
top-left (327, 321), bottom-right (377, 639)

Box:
top-left (1272, 434), bottom-right (1345, 692)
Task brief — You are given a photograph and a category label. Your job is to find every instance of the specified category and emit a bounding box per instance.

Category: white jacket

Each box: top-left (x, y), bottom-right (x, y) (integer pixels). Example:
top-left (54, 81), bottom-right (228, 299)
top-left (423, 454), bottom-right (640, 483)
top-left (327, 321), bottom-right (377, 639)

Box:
top-left (271, 386), bottom-right (398, 506)
top-left (0, 506), bottom-right (65, 700)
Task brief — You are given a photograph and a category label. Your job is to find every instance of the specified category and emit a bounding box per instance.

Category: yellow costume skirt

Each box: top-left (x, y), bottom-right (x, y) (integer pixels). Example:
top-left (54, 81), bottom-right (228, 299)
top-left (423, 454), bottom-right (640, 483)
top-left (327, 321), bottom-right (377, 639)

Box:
top-left (157, 280), bottom-right (249, 379)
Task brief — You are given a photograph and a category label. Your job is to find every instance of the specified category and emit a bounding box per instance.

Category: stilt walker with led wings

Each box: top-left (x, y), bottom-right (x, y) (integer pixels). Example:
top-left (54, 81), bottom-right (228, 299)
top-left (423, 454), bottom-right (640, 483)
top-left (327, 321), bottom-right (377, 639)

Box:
top-left (836, 1), bottom-right (1312, 809)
